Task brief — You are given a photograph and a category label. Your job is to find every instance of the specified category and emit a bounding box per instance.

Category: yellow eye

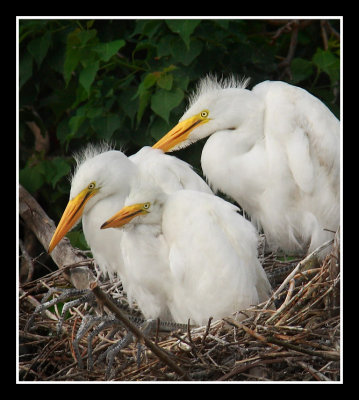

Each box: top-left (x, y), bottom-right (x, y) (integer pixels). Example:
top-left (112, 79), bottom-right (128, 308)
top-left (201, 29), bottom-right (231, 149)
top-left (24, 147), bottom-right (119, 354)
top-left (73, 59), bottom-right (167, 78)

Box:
top-left (143, 202), bottom-right (150, 210)
top-left (200, 110), bottom-right (209, 118)
top-left (88, 182), bottom-right (96, 190)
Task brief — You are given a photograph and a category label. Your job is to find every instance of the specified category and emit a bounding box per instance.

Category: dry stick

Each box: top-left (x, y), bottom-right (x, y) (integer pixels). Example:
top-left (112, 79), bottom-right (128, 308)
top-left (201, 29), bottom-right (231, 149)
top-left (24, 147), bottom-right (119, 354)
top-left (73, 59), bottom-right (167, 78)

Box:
top-left (217, 356), bottom-right (295, 381)
top-left (43, 361), bottom-right (81, 381)
top-left (272, 279), bottom-right (295, 317)
top-left (223, 317), bottom-right (279, 350)
top-left (89, 282), bottom-right (190, 381)
top-left (259, 239), bottom-right (334, 323)
top-left (185, 319), bottom-right (198, 358)
top-left (200, 317), bottom-right (213, 349)
top-left (296, 360), bottom-right (331, 381)
top-left (274, 266), bottom-right (331, 326)
top-left (275, 239), bottom-right (333, 295)
top-left (284, 283), bottom-right (338, 326)
top-left (265, 336), bottom-right (339, 361)
top-left (271, 271), bottom-right (324, 326)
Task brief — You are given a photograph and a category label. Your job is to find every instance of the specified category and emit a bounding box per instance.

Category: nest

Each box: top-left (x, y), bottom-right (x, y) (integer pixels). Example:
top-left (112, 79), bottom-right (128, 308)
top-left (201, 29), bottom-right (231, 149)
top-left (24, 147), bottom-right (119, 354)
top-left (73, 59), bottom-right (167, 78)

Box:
top-left (18, 233), bottom-right (340, 382)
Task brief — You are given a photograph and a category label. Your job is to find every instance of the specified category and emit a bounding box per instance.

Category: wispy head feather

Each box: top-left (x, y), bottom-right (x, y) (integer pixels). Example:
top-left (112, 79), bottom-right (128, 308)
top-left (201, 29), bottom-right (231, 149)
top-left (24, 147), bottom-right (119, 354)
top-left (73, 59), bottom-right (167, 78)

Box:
top-left (71, 141), bottom-right (116, 181)
top-left (187, 74), bottom-right (251, 109)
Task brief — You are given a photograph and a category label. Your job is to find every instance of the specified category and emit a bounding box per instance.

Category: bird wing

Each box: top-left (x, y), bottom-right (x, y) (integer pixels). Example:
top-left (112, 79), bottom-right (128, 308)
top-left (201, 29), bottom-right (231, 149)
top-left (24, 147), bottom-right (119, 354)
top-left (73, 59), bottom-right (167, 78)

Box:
top-left (120, 225), bottom-right (173, 320)
top-left (252, 81), bottom-right (340, 194)
top-left (130, 147), bottom-right (213, 194)
top-left (162, 190), bottom-right (270, 324)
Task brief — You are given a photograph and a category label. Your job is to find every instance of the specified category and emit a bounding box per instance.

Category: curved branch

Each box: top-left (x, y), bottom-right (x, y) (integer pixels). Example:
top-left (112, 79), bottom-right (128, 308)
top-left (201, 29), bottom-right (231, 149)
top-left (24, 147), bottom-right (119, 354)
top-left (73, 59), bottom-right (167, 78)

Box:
top-left (19, 184), bottom-right (95, 289)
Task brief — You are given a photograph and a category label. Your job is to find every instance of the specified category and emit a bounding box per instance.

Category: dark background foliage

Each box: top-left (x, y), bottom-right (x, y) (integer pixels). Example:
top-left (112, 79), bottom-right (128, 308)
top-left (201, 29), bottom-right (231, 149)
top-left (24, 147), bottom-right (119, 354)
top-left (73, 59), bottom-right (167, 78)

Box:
top-left (18, 18), bottom-right (340, 272)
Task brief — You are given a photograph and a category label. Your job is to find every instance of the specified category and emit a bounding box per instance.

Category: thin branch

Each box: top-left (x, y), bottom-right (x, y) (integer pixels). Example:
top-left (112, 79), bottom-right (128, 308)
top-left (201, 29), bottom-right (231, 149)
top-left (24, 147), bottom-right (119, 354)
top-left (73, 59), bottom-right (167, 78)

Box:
top-left (260, 238), bottom-right (334, 315)
top-left (266, 336), bottom-right (340, 361)
top-left (90, 282), bottom-right (191, 381)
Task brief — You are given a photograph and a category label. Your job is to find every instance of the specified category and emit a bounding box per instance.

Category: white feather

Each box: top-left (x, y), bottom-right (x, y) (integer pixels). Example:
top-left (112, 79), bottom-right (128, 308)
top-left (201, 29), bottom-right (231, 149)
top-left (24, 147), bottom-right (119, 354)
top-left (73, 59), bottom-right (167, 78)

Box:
top-left (50, 144), bottom-right (213, 319)
top-left (108, 187), bottom-right (271, 325)
top-left (158, 76), bottom-right (340, 256)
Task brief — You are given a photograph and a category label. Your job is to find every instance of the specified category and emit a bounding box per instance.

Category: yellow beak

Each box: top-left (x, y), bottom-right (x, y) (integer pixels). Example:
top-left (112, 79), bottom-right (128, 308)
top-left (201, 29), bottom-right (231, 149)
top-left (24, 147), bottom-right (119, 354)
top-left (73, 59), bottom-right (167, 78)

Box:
top-left (48, 188), bottom-right (96, 253)
top-left (152, 114), bottom-right (208, 152)
top-left (101, 204), bottom-right (145, 229)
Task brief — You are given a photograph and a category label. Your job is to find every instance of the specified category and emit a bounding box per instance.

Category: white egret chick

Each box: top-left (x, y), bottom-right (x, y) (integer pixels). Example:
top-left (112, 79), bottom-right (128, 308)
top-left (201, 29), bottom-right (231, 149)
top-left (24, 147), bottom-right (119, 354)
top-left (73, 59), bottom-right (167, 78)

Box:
top-left (153, 76), bottom-right (340, 256)
top-left (101, 185), bottom-right (272, 326)
top-left (48, 144), bottom-right (213, 319)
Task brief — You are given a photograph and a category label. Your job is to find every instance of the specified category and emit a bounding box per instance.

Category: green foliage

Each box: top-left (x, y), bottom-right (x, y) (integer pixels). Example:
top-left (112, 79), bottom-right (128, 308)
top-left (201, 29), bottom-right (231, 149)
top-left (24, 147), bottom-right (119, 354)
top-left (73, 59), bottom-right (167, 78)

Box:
top-left (18, 18), bottom-right (340, 250)
top-left (66, 229), bottom-right (90, 252)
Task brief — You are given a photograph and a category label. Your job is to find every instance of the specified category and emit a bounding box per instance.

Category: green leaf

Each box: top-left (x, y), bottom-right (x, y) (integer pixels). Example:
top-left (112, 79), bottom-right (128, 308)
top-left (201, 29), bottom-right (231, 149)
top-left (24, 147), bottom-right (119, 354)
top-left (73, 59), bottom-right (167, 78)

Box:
top-left (63, 48), bottom-right (81, 86)
top-left (214, 20), bottom-right (229, 30)
top-left (151, 88), bottom-right (184, 123)
top-left (90, 114), bottom-right (122, 140)
top-left (157, 35), bottom-right (173, 57)
top-left (166, 20), bottom-right (201, 48)
top-left (86, 20), bottom-right (95, 29)
top-left (27, 31), bottom-right (52, 67)
top-left (50, 158), bottom-right (72, 188)
top-left (63, 28), bottom-right (98, 86)
top-left (133, 73), bottom-right (158, 101)
top-left (69, 114), bottom-right (86, 136)
top-left (93, 39), bottom-right (125, 62)
top-left (118, 86), bottom-right (138, 125)
top-left (37, 158), bottom-right (71, 188)
top-left (143, 73), bottom-right (159, 90)
top-left (136, 89), bottom-right (152, 126)
top-left (132, 20), bottom-right (163, 39)
top-left (70, 85), bottom-right (89, 111)
top-left (19, 164), bottom-right (45, 194)
top-left (66, 230), bottom-right (89, 251)
top-left (157, 74), bottom-right (173, 90)
top-left (170, 38), bottom-right (203, 66)
top-left (86, 105), bottom-right (104, 119)
top-left (75, 29), bottom-right (97, 46)
top-left (290, 58), bottom-right (314, 83)
top-left (56, 117), bottom-right (71, 144)
top-left (312, 48), bottom-right (340, 84)
top-left (79, 61), bottom-right (99, 95)
top-left (173, 69), bottom-right (190, 91)
top-left (19, 50), bottom-right (33, 89)
top-left (150, 117), bottom-right (171, 141)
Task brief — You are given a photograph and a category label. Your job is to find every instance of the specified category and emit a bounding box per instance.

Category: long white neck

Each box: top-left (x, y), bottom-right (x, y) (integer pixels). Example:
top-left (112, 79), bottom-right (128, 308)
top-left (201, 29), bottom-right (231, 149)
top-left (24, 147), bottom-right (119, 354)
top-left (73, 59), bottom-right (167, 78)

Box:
top-left (201, 128), bottom-right (267, 215)
top-left (82, 192), bottom-right (127, 279)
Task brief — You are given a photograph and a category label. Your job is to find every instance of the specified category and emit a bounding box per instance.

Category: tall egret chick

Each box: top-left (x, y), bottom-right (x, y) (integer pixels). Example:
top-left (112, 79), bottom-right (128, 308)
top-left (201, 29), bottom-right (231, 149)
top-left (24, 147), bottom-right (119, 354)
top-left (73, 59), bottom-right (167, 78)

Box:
top-left (48, 144), bottom-right (213, 318)
top-left (153, 76), bottom-right (340, 256)
top-left (101, 186), bottom-right (272, 326)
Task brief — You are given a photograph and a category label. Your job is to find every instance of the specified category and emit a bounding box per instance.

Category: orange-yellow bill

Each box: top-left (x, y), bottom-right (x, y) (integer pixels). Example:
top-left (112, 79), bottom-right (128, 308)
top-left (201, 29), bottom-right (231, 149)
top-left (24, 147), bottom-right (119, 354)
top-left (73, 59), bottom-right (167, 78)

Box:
top-left (48, 188), bottom-right (96, 253)
top-left (101, 204), bottom-right (146, 230)
top-left (152, 114), bottom-right (208, 152)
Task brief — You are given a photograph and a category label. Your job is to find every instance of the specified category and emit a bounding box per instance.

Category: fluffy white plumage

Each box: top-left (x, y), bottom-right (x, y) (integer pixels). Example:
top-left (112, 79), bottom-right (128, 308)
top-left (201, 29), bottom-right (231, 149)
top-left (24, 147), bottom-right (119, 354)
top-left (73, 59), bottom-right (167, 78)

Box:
top-left (48, 144), bottom-right (213, 318)
top-left (102, 185), bottom-right (272, 325)
top-left (153, 76), bottom-right (340, 256)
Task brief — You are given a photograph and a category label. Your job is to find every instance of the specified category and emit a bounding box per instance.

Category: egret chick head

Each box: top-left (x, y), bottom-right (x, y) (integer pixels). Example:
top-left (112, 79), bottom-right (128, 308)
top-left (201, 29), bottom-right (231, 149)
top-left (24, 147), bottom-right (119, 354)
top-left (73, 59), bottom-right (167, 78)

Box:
top-left (101, 186), bottom-right (167, 230)
top-left (70, 149), bottom-right (136, 212)
top-left (48, 146), bottom-right (136, 253)
top-left (125, 186), bottom-right (167, 225)
top-left (153, 74), bottom-right (262, 152)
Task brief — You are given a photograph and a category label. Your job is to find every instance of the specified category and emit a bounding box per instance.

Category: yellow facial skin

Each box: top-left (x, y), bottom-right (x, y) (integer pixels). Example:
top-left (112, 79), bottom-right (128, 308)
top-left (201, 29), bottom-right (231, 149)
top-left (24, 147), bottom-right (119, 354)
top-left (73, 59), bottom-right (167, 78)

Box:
top-left (100, 203), bottom-right (150, 230)
top-left (152, 110), bottom-right (210, 152)
top-left (48, 184), bottom-right (98, 253)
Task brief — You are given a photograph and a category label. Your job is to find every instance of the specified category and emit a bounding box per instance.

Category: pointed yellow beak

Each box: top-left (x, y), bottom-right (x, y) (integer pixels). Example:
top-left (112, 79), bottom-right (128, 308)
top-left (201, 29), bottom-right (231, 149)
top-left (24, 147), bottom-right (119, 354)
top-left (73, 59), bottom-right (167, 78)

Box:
top-left (101, 204), bottom-right (146, 230)
top-left (48, 188), bottom-right (97, 253)
top-left (152, 114), bottom-right (209, 152)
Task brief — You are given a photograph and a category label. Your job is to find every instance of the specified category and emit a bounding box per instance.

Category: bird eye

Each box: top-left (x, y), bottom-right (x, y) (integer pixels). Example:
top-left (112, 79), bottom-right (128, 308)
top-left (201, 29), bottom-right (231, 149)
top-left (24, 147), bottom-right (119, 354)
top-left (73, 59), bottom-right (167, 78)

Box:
top-left (200, 110), bottom-right (209, 118)
top-left (143, 202), bottom-right (150, 210)
top-left (88, 182), bottom-right (96, 190)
